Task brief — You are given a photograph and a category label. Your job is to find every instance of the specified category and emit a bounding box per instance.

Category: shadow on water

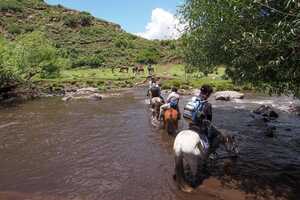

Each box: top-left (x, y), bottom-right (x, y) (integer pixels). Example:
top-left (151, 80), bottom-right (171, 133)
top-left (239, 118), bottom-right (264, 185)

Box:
top-left (0, 88), bottom-right (299, 200)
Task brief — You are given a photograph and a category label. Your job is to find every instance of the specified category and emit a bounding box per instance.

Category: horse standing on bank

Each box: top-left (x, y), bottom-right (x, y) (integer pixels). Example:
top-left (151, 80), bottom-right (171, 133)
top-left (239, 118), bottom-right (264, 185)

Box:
top-left (133, 66), bottom-right (145, 75)
top-left (173, 121), bottom-right (239, 192)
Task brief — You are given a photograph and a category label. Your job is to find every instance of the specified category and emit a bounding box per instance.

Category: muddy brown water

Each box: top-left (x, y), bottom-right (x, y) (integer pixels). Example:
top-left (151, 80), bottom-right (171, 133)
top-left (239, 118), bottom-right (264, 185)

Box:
top-left (0, 88), bottom-right (299, 200)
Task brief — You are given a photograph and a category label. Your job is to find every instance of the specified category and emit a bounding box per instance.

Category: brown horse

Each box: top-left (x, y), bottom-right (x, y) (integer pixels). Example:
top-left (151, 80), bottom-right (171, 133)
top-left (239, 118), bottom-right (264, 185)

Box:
top-left (138, 66), bottom-right (145, 73)
top-left (133, 66), bottom-right (145, 74)
top-left (164, 108), bottom-right (179, 135)
top-left (119, 66), bottom-right (129, 73)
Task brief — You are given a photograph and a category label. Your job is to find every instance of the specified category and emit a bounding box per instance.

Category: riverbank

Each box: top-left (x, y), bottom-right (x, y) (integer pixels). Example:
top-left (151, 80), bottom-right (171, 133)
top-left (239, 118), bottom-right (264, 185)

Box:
top-left (0, 65), bottom-right (250, 103)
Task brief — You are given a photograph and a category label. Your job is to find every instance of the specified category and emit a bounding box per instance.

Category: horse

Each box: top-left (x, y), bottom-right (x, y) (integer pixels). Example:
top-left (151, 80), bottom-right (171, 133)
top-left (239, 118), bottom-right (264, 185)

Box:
top-left (132, 66), bottom-right (138, 74)
top-left (119, 66), bottom-right (129, 73)
top-left (135, 66), bottom-right (144, 74)
top-left (173, 120), bottom-right (239, 192)
top-left (147, 65), bottom-right (154, 76)
top-left (150, 97), bottom-right (164, 120)
top-left (163, 108), bottom-right (179, 135)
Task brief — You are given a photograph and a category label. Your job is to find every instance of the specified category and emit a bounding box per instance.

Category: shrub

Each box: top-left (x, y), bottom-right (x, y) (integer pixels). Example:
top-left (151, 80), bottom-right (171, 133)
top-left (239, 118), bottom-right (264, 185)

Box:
top-left (11, 31), bottom-right (62, 79)
top-left (64, 12), bottom-right (93, 28)
top-left (114, 38), bottom-right (133, 48)
top-left (7, 24), bottom-right (22, 35)
top-left (0, 0), bottom-right (23, 12)
top-left (73, 54), bottom-right (105, 68)
top-left (63, 15), bottom-right (78, 28)
top-left (79, 12), bottom-right (93, 26)
top-left (0, 37), bottom-right (20, 88)
top-left (136, 48), bottom-right (160, 64)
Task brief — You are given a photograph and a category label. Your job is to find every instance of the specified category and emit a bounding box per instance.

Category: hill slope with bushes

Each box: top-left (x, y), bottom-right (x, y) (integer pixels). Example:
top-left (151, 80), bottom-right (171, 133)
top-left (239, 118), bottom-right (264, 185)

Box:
top-left (0, 0), bottom-right (182, 69)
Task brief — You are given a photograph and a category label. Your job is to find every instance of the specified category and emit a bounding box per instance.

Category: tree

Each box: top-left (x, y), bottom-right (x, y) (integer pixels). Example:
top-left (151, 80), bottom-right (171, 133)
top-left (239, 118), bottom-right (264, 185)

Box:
top-left (136, 48), bottom-right (160, 64)
top-left (0, 37), bottom-right (19, 89)
top-left (180, 0), bottom-right (300, 96)
top-left (9, 31), bottom-right (61, 80)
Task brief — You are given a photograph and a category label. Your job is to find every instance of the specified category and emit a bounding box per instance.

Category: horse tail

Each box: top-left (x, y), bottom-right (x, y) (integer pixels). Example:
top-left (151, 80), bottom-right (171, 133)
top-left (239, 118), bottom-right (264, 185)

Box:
top-left (174, 151), bottom-right (194, 192)
top-left (165, 109), bottom-right (178, 135)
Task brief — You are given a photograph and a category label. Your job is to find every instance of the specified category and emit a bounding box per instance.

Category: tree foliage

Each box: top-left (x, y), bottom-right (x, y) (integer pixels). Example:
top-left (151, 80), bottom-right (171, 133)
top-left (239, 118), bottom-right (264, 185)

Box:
top-left (136, 48), bottom-right (160, 64)
top-left (181, 0), bottom-right (300, 96)
top-left (0, 31), bottom-right (66, 89)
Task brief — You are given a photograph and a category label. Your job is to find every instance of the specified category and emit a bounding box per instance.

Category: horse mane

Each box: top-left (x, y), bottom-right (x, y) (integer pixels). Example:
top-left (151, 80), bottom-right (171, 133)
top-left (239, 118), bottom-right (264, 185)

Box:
top-left (203, 120), bottom-right (230, 142)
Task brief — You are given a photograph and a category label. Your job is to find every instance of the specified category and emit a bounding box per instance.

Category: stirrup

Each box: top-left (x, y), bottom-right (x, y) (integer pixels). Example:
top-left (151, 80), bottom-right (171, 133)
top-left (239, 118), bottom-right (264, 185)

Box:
top-left (208, 152), bottom-right (218, 160)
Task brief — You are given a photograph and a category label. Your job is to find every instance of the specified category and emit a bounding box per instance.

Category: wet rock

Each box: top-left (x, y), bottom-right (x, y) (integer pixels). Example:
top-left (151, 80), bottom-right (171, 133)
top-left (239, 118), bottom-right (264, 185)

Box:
top-left (215, 91), bottom-right (244, 101)
top-left (253, 105), bottom-right (279, 120)
top-left (62, 87), bottom-right (102, 101)
top-left (288, 104), bottom-right (300, 116)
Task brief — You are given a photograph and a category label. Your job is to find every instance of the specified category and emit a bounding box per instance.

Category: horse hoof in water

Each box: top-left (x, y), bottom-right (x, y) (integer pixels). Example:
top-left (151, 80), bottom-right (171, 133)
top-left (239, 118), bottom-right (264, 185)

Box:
top-left (180, 185), bottom-right (194, 193)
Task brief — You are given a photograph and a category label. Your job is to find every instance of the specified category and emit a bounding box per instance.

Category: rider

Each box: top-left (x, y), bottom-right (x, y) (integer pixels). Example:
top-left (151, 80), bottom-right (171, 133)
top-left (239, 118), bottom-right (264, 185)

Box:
top-left (147, 63), bottom-right (153, 75)
top-left (189, 84), bottom-right (215, 156)
top-left (159, 87), bottom-right (180, 121)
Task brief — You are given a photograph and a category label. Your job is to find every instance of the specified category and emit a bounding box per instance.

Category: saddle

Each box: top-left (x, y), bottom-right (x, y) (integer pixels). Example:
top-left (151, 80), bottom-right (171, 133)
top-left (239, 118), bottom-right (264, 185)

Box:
top-left (190, 124), bottom-right (210, 153)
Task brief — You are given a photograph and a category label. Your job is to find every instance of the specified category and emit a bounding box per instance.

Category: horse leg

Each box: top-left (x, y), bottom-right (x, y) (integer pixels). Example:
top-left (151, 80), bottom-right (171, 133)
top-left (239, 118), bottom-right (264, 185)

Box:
top-left (166, 119), bottom-right (175, 135)
top-left (175, 154), bottom-right (193, 192)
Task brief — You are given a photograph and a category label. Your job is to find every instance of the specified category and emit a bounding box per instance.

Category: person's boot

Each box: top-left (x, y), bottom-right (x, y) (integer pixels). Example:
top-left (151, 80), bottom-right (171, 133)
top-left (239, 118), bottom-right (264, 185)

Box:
top-left (207, 137), bottom-right (217, 160)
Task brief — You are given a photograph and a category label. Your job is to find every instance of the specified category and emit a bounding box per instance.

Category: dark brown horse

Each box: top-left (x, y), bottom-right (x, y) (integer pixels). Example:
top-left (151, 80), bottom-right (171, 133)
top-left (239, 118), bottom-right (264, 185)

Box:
top-left (138, 66), bottom-right (145, 73)
top-left (119, 66), bottom-right (129, 73)
top-left (133, 66), bottom-right (145, 74)
top-left (164, 108), bottom-right (179, 135)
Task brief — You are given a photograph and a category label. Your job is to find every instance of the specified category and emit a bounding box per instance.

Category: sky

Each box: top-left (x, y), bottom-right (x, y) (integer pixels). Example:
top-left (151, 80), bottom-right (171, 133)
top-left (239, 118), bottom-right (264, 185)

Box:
top-left (45, 0), bottom-right (184, 40)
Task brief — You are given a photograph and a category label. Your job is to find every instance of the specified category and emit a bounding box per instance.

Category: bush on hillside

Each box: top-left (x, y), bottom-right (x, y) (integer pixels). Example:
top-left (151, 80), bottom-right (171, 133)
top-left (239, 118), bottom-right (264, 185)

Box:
top-left (0, 37), bottom-right (20, 89)
top-left (10, 31), bottom-right (62, 79)
top-left (7, 24), bottom-right (22, 35)
top-left (63, 12), bottom-right (93, 28)
top-left (114, 37), bottom-right (134, 48)
top-left (73, 54), bottom-right (105, 68)
top-left (0, 0), bottom-right (23, 12)
top-left (79, 12), bottom-right (93, 26)
top-left (136, 48), bottom-right (160, 64)
top-left (63, 15), bottom-right (78, 28)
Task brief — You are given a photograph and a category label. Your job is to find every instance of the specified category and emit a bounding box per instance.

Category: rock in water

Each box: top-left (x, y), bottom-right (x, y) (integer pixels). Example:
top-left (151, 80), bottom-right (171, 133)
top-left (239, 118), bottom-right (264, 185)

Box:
top-left (253, 105), bottom-right (279, 119)
top-left (215, 91), bottom-right (244, 101)
top-left (62, 87), bottom-right (102, 101)
top-left (288, 104), bottom-right (300, 116)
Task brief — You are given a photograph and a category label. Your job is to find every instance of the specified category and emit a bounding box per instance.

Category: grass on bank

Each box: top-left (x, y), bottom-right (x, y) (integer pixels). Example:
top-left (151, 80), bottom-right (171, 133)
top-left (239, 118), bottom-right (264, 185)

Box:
top-left (35, 64), bottom-right (246, 93)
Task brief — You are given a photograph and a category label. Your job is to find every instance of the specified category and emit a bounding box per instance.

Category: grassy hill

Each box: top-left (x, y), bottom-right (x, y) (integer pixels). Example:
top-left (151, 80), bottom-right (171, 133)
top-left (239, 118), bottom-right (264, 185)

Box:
top-left (0, 0), bottom-right (182, 68)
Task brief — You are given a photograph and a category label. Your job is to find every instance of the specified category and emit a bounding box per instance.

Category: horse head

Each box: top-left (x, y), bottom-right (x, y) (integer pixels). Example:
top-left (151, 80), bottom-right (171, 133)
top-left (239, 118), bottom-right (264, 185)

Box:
top-left (224, 134), bottom-right (239, 156)
top-left (204, 120), bottom-right (239, 156)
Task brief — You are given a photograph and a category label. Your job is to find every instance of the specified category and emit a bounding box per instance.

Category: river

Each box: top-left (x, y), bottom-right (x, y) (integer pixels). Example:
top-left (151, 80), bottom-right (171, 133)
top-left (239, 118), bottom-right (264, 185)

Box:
top-left (0, 88), bottom-right (299, 200)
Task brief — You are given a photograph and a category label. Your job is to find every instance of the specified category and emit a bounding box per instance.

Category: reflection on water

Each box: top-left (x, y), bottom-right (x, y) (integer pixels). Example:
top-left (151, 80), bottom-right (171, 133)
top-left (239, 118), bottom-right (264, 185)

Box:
top-left (0, 88), bottom-right (299, 200)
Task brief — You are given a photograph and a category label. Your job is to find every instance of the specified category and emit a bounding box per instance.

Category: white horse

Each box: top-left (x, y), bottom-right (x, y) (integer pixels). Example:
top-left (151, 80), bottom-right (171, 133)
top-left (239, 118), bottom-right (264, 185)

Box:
top-left (173, 121), bottom-right (239, 192)
top-left (150, 97), bottom-right (164, 120)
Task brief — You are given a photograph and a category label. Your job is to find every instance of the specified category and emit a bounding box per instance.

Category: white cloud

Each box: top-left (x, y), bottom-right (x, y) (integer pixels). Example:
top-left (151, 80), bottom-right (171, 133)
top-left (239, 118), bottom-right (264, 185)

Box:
top-left (136, 8), bottom-right (184, 40)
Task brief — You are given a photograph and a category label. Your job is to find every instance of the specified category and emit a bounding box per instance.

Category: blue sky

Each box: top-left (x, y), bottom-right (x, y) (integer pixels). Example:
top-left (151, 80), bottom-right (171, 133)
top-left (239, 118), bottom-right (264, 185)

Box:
top-left (45, 0), bottom-right (183, 36)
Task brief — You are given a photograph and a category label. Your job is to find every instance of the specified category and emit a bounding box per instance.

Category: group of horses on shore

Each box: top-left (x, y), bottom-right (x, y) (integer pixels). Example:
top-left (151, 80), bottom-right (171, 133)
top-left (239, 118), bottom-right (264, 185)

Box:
top-left (113, 65), bottom-right (154, 75)
top-left (147, 90), bottom-right (239, 192)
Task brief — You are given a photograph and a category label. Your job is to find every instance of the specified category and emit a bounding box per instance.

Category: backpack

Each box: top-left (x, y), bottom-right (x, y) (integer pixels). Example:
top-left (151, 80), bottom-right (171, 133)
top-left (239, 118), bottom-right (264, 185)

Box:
top-left (170, 99), bottom-right (178, 109)
top-left (191, 99), bottom-right (207, 122)
top-left (150, 86), bottom-right (160, 97)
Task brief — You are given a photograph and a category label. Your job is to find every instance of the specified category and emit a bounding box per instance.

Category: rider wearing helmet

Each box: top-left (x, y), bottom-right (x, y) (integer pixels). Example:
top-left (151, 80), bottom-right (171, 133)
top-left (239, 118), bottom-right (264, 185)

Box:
top-left (189, 84), bottom-right (215, 156)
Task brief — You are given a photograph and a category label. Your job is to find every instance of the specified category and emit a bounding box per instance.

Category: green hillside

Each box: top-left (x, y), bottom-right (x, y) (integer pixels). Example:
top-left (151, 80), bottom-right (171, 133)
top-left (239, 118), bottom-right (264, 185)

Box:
top-left (0, 0), bottom-right (181, 68)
